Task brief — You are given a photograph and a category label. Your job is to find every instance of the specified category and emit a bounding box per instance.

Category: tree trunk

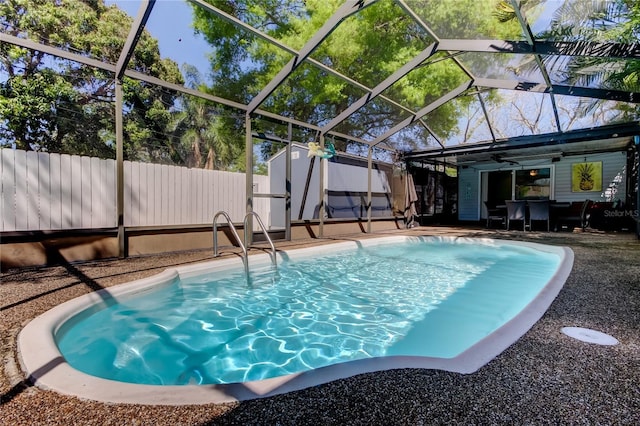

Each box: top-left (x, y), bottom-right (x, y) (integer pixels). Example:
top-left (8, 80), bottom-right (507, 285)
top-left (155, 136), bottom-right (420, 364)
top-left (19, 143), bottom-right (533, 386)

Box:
top-left (191, 138), bottom-right (202, 168)
top-left (204, 147), bottom-right (216, 170)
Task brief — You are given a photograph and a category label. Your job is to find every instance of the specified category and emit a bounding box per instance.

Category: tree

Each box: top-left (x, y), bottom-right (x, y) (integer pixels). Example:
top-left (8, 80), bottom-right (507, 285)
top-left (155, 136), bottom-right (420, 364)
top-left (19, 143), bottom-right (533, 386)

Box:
top-left (0, 0), bottom-right (184, 160)
top-left (191, 0), bottom-right (523, 152)
top-left (496, 0), bottom-right (639, 120)
top-left (546, 0), bottom-right (639, 94)
top-left (168, 64), bottom-right (245, 170)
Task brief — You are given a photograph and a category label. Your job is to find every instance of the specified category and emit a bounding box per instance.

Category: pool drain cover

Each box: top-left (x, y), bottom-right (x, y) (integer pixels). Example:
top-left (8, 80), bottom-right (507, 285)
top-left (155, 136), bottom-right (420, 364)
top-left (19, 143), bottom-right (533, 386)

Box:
top-left (561, 327), bottom-right (619, 345)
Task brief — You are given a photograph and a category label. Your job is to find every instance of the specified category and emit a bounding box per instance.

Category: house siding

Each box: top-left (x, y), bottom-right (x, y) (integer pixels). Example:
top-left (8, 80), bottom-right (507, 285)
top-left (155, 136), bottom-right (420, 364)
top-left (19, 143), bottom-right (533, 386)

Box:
top-left (457, 150), bottom-right (628, 221)
top-left (553, 151), bottom-right (627, 203)
top-left (458, 167), bottom-right (480, 221)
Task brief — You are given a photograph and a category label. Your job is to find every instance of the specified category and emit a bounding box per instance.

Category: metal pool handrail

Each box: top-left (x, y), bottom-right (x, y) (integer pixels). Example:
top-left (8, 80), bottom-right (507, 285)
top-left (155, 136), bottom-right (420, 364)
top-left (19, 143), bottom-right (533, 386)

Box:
top-left (213, 210), bottom-right (248, 274)
top-left (244, 211), bottom-right (277, 269)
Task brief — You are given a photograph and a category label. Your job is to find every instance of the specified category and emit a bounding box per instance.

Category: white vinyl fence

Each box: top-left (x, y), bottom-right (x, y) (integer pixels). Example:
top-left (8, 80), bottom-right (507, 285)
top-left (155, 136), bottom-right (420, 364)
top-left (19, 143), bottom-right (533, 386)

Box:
top-left (1, 149), bottom-right (270, 232)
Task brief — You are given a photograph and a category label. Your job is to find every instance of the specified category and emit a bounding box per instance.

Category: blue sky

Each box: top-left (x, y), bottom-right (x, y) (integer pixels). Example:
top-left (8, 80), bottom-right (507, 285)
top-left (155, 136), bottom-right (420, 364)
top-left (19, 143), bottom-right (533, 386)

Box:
top-left (106, 0), bottom-right (212, 74)
top-left (105, 0), bottom-right (562, 80)
top-left (100, 0), bottom-right (598, 143)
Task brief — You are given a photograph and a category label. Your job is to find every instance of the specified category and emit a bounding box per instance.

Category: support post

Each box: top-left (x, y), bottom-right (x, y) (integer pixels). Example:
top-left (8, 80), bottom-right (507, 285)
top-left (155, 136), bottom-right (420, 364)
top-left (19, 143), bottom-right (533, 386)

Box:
top-left (285, 123), bottom-right (292, 241)
top-left (115, 80), bottom-right (125, 257)
top-left (318, 134), bottom-right (325, 238)
top-left (635, 138), bottom-right (640, 239)
top-left (367, 146), bottom-right (373, 233)
top-left (245, 114), bottom-right (253, 245)
top-left (113, 1), bottom-right (155, 259)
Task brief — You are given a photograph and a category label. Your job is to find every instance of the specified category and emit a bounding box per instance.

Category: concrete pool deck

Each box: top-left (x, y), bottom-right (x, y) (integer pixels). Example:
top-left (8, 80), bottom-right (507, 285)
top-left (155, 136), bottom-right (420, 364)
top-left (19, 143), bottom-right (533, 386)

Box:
top-left (16, 236), bottom-right (574, 405)
top-left (1, 227), bottom-right (639, 424)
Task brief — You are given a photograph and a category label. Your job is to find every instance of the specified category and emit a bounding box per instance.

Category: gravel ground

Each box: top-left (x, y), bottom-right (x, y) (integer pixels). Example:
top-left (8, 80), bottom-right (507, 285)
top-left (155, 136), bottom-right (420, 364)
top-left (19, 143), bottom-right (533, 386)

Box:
top-left (1, 227), bottom-right (639, 425)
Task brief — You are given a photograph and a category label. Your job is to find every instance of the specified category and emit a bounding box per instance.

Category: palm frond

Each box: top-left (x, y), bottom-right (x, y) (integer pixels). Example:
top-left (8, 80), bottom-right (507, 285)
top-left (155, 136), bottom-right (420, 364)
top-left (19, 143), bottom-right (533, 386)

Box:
top-left (494, 1), bottom-right (517, 23)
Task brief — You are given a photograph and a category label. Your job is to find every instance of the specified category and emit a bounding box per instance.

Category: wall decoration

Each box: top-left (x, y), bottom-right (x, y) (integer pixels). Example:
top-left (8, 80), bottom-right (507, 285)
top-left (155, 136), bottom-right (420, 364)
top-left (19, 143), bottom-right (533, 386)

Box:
top-left (572, 161), bottom-right (602, 192)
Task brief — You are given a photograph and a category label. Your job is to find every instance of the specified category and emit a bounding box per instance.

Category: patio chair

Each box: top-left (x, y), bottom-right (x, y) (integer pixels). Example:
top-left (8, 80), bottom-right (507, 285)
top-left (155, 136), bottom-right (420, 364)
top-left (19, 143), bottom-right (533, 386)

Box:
top-left (556, 199), bottom-right (592, 231)
top-left (484, 201), bottom-right (506, 229)
top-left (506, 200), bottom-right (526, 231)
top-left (528, 200), bottom-right (550, 231)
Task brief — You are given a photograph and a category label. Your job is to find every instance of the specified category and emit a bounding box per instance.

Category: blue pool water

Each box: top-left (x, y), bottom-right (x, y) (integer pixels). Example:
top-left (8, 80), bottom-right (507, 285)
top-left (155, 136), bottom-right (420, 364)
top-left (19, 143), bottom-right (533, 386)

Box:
top-left (57, 238), bottom-right (561, 386)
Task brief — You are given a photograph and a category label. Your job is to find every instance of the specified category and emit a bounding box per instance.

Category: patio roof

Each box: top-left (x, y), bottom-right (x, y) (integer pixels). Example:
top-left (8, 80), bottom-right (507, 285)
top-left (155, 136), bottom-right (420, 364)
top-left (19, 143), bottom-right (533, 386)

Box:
top-left (2, 0), bottom-right (638, 164)
top-left (410, 121), bottom-right (640, 165)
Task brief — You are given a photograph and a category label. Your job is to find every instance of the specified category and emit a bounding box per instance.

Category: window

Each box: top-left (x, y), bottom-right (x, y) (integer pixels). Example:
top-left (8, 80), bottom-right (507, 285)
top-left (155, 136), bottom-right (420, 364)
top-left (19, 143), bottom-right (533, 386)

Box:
top-left (515, 168), bottom-right (551, 200)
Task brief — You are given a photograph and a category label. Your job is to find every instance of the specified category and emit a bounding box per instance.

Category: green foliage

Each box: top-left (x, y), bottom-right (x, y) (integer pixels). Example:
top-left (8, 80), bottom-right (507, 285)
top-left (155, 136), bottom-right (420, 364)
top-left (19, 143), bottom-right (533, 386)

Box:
top-left (168, 65), bottom-right (245, 170)
top-left (537, 0), bottom-right (639, 118)
top-left (0, 0), bottom-right (184, 160)
top-left (191, 0), bottom-right (524, 150)
top-left (407, 0), bottom-right (523, 39)
top-left (1, 68), bottom-right (76, 150)
top-left (4, 0), bottom-right (635, 162)
top-left (490, 0), bottom-right (638, 128)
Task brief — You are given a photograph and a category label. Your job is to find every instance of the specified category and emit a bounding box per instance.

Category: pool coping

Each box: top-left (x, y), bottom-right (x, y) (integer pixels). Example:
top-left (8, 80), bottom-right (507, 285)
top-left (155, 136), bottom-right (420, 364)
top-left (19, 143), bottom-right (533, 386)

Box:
top-left (18, 236), bottom-right (574, 405)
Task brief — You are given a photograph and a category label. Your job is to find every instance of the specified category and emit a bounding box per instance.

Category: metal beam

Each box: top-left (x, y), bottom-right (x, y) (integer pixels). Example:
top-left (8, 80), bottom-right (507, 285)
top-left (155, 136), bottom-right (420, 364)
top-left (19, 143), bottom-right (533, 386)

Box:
top-left (0, 32), bottom-right (115, 72)
top-left (116, 0), bottom-right (155, 80)
top-left (396, 0), bottom-right (475, 80)
top-left (437, 39), bottom-right (532, 54)
top-left (124, 69), bottom-right (248, 110)
top-left (247, 0), bottom-right (376, 114)
top-left (419, 121), bottom-right (445, 149)
top-left (124, 69), bottom-right (387, 148)
top-left (473, 77), bottom-right (548, 92)
top-left (1, 6), bottom-right (390, 150)
top-left (437, 39), bottom-right (640, 59)
top-left (549, 85), bottom-right (640, 103)
top-left (366, 146), bottom-right (373, 233)
top-left (474, 77), bottom-right (640, 103)
top-left (188, 0), bottom-right (298, 56)
top-left (115, 81), bottom-right (125, 258)
top-left (318, 134), bottom-right (326, 237)
top-left (477, 92), bottom-right (497, 143)
top-left (508, 0), bottom-right (562, 133)
top-left (190, 0), bottom-right (419, 125)
top-left (321, 43), bottom-right (437, 134)
top-left (547, 86), bottom-right (563, 131)
top-left (286, 123), bottom-right (292, 241)
top-left (405, 122), bottom-right (640, 159)
top-left (321, 130), bottom-right (393, 151)
top-left (370, 80), bottom-right (473, 146)
top-left (395, 0), bottom-right (439, 40)
top-left (245, 115), bottom-right (253, 244)
top-left (397, 0), bottom-right (481, 147)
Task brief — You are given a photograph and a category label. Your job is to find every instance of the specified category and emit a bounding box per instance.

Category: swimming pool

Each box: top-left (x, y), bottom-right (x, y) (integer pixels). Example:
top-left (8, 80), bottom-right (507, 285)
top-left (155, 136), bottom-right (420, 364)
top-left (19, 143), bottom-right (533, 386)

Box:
top-left (19, 236), bottom-right (573, 405)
